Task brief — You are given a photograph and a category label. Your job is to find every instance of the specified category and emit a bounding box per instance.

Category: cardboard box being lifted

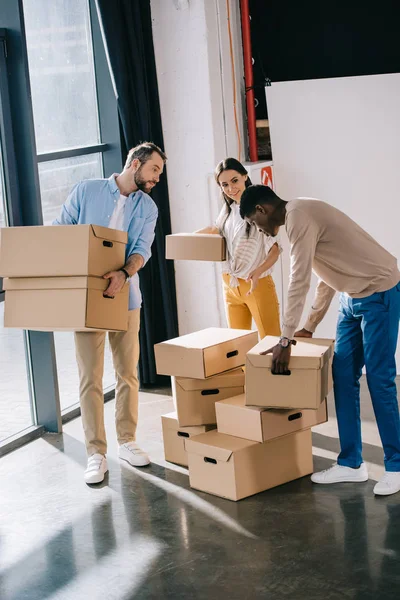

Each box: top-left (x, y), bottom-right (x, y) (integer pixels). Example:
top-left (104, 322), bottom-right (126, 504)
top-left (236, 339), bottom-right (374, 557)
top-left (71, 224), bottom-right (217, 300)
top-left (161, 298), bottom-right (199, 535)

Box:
top-left (3, 276), bottom-right (128, 331)
top-left (172, 368), bottom-right (245, 426)
top-left (161, 412), bottom-right (216, 467)
top-left (216, 394), bottom-right (328, 442)
top-left (166, 233), bottom-right (226, 262)
top-left (0, 225), bottom-right (127, 278)
top-left (300, 337), bottom-right (335, 391)
top-left (185, 428), bottom-right (313, 501)
top-left (154, 328), bottom-right (258, 379)
top-left (245, 336), bottom-right (333, 410)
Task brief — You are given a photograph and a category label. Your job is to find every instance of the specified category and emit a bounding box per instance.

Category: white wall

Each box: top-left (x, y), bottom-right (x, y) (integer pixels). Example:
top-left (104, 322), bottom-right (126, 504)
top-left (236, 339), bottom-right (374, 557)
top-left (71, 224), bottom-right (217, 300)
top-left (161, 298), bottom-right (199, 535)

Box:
top-left (151, 0), bottom-right (246, 334)
top-left (265, 73), bottom-right (400, 365)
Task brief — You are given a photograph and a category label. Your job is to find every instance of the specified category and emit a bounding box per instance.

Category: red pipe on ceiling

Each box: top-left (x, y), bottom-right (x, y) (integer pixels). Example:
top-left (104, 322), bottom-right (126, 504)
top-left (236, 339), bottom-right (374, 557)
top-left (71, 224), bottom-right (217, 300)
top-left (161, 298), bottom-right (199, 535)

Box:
top-left (240, 0), bottom-right (258, 162)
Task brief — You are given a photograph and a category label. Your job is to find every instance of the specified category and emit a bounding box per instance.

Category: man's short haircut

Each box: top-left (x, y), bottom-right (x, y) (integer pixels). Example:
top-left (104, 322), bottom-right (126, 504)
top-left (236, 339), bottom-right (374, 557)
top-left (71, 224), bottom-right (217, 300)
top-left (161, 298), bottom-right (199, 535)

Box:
top-left (124, 142), bottom-right (167, 169)
top-left (240, 184), bottom-right (280, 218)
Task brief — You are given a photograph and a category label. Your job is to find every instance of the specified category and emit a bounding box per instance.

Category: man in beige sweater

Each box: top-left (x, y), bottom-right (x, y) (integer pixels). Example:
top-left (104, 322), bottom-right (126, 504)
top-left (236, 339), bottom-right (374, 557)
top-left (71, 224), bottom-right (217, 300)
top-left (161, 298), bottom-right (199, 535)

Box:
top-left (240, 185), bottom-right (400, 496)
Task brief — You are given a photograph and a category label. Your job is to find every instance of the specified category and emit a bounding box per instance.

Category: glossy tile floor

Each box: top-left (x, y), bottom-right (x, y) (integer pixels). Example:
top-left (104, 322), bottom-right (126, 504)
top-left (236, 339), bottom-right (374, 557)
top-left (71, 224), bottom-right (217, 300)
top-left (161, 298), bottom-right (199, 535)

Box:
top-left (1, 384), bottom-right (399, 600)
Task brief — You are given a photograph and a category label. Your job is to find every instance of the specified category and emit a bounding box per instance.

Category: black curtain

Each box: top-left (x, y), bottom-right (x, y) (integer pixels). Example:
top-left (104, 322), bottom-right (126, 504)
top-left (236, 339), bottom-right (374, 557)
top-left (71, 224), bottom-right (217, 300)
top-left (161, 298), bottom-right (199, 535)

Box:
top-left (96, 0), bottom-right (179, 386)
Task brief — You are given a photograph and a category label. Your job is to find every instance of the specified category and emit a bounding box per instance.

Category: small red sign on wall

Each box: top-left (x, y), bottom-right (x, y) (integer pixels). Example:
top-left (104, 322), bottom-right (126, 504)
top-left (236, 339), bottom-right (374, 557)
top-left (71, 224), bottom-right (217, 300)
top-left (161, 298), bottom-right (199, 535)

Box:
top-left (261, 166), bottom-right (274, 190)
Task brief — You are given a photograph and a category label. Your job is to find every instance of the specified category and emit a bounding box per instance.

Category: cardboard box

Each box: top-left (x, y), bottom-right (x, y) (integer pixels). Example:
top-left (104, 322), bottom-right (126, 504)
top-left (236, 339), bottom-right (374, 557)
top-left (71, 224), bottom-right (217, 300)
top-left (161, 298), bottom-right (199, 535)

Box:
top-left (155, 328), bottom-right (259, 379)
top-left (300, 337), bottom-right (335, 391)
top-left (245, 336), bottom-right (333, 410)
top-left (186, 428), bottom-right (313, 501)
top-left (172, 368), bottom-right (245, 426)
top-left (216, 394), bottom-right (328, 442)
top-left (161, 412), bottom-right (216, 467)
top-left (0, 225), bottom-right (127, 278)
top-left (3, 276), bottom-right (128, 331)
top-left (166, 233), bottom-right (226, 262)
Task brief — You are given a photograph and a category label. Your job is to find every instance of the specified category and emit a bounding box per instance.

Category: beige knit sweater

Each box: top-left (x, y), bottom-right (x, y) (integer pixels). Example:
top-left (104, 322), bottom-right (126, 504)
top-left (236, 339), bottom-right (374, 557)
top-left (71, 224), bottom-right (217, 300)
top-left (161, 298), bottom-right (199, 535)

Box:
top-left (282, 199), bottom-right (400, 339)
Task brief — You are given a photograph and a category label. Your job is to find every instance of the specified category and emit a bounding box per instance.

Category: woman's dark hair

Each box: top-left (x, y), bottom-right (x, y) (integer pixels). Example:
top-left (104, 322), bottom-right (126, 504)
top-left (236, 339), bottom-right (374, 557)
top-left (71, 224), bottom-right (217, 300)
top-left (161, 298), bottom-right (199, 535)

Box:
top-left (215, 158), bottom-right (252, 235)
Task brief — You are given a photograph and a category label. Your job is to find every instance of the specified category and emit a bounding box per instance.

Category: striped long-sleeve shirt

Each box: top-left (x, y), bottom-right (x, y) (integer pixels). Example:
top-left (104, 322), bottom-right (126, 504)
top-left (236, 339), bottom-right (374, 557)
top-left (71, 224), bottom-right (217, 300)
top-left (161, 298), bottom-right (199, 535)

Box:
top-left (216, 202), bottom-right (280, 287)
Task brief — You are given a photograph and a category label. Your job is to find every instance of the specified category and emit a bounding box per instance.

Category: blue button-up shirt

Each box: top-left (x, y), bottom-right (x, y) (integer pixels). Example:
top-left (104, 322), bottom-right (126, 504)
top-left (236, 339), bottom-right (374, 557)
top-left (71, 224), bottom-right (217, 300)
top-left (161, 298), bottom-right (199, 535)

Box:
top-left (54, 175), bottom-right (158, 310)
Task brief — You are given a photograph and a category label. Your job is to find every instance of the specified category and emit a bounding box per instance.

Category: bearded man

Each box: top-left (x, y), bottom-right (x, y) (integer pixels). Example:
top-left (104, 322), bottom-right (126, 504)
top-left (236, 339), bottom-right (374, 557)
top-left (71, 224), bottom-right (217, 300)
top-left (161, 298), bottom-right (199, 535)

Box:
top-left (54, 142), bottom-right (167, 484)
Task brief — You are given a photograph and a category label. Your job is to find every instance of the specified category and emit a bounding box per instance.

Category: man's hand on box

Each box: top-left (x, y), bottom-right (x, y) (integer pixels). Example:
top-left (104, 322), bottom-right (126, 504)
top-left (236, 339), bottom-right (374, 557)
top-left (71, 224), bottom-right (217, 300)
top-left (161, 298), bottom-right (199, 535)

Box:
top-left (103, 270), bottom-right (126, 298)
top-left (261, 343), bottom-right (292, 375)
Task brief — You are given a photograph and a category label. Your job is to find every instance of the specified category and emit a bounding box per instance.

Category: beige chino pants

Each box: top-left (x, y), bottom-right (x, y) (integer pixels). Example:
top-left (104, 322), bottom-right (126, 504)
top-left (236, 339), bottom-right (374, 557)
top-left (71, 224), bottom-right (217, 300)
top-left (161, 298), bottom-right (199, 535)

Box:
top-left (74, 309), bottom-right (140, 456)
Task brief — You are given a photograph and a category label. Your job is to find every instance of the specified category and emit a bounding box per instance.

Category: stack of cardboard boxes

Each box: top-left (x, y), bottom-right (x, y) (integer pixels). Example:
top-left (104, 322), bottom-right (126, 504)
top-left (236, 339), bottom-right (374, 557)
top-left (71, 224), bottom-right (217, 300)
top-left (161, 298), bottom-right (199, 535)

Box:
top-left (0, 225), bottom-right (129, 331)
top-left (156, 327), bottom-right (257, 466)
top-left (156, 328), bottom-right (334, 501)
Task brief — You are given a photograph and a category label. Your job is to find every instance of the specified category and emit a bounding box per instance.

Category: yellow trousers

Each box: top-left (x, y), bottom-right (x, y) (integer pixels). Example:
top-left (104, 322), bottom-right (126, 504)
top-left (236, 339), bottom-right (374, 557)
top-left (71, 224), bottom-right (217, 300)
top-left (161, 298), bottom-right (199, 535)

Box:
top-left (223, 274), bottom-right (281, 338)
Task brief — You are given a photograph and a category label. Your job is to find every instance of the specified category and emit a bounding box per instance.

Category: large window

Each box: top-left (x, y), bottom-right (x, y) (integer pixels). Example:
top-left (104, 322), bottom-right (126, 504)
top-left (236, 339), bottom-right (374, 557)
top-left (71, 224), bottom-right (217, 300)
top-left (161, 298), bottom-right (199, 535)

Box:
top-left (23, 0), bottom-right (104, 215)
top-left (39, 154), bottom-right (102, 226)
top-left (23, 0), bottom-right (100, 154)
top-left (0, 304), bottom-right (33, 441)
top-left (0, 141), bottom-right (33, 442)
top-left (22, 0), bottom-right (119, 412)
top-left (54, 333), bottom-right (116, 411)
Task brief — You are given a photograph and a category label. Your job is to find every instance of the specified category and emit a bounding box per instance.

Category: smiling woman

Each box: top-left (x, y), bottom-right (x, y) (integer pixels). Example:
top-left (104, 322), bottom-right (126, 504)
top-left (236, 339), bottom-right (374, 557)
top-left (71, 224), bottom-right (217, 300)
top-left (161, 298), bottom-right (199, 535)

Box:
top-left (197, 158), bottom-right (281, 339)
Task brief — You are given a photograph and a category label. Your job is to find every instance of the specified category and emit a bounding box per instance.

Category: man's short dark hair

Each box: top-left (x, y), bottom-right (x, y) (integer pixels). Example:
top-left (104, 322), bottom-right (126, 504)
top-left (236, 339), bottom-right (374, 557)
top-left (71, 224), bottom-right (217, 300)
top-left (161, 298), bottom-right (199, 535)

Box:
top-left (124, 142), bottom-right (167, 169)
top-left (240, 184), bottom-right (280, 219)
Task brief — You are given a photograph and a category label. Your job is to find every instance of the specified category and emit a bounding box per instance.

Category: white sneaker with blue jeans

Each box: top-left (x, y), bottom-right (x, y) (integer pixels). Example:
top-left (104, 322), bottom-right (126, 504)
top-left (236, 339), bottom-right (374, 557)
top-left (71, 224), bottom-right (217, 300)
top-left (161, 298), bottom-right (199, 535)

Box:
top-left (311, 463), bottom-right (369, 484)
top-left (374, 472), bottom-right (400, 496)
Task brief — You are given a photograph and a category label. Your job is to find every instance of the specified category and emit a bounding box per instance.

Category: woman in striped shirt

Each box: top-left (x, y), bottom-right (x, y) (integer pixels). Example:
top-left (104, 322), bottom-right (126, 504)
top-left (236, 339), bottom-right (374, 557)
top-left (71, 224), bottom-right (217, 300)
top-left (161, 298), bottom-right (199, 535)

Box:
top-left (199, 158), bottom-right (281, 338)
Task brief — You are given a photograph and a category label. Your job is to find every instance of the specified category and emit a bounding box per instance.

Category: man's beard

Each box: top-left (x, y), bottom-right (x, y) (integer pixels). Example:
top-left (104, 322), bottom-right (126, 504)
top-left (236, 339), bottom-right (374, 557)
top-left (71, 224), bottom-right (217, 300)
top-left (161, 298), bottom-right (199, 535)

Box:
top-left (134, 167), bottom-right (156, 193)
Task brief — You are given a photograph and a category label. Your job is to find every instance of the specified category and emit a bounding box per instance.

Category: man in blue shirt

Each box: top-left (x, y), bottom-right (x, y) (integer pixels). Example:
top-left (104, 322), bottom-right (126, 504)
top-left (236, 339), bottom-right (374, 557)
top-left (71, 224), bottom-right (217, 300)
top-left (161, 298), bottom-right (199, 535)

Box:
top-left (55, 142), bottom-right (167, 484)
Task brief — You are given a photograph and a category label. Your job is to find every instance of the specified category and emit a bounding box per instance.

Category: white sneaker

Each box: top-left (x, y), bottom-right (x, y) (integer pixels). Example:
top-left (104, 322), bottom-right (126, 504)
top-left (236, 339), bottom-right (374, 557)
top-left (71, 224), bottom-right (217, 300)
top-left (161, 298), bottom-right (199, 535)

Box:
top-left (84, 453), bottom-right (108, 484)
top-left (118, 442), bottom-right (150, 467)
top-left (373, 472), bottom-right (400, 496)
top-left (311, 463), bottom-right (369, 484)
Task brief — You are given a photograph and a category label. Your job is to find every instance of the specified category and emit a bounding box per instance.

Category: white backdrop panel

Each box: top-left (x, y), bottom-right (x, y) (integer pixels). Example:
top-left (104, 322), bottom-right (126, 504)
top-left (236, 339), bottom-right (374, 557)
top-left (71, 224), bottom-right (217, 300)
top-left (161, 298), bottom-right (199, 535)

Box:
top-left (266, 73), bottom-right (400, 367)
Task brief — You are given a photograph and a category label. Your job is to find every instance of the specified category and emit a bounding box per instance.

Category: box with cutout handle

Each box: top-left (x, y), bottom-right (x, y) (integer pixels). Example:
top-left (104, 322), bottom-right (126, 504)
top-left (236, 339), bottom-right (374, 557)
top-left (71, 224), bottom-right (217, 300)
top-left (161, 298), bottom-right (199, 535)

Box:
top-left (185, 428), bottom-right (313, 501)
top-left (215, 394), bottom-right (328, 443)
top-left (0, 224), bottom-right (127, 278)
top-left (171, 368), bottom-right (245, 427)
top-left (154, 327), bottom-right (258, 379)
top-left (245, 336), bottom-right (334, 409)
top-left (161, 412), bottom-right (216, 467)
top-left (3, 276), bottom-right (129, 331)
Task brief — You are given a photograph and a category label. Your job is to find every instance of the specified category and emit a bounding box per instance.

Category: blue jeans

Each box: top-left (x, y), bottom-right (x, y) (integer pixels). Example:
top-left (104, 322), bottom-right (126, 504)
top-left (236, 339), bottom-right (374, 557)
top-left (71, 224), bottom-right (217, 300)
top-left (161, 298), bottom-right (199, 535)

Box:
top-left (333, 283), bottom-right (400, 471)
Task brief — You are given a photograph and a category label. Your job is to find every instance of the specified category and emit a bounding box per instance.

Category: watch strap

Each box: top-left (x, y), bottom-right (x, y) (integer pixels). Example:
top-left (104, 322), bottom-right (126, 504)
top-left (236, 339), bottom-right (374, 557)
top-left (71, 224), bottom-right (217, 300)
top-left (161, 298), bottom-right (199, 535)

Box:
top-left (279, 337), bottom-right (297, 348)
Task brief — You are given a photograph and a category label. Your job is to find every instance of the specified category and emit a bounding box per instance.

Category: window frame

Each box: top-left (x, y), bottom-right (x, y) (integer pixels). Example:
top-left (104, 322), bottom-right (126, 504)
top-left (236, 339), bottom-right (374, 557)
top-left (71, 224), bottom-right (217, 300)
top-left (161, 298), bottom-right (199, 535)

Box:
top-left (0, 28), bottom-right (21, 303)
